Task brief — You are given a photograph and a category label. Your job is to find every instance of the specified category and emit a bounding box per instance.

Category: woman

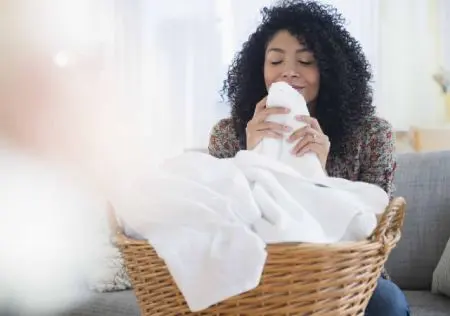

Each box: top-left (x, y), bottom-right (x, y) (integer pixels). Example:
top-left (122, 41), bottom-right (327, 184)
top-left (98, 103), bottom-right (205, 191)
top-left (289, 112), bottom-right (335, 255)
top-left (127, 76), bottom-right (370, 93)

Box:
top-left (208, 1), bottom-right (409, 315)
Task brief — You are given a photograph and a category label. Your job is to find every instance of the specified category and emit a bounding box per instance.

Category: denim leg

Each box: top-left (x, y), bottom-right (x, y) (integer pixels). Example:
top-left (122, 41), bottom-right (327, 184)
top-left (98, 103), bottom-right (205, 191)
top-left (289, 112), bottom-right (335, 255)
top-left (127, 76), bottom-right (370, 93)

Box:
top-left (365, 278), bottom-right (410, 316)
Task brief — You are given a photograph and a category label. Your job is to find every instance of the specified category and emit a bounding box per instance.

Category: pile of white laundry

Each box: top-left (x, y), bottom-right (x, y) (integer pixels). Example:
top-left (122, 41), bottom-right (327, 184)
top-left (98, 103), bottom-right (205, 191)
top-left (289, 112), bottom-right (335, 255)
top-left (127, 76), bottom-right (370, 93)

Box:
top-left (116, 82), bottom-right (389, 312)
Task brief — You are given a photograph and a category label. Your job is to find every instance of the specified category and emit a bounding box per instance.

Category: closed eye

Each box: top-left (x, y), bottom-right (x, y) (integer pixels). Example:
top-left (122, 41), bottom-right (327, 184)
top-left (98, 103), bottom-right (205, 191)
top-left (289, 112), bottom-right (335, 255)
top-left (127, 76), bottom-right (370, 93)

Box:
top-left (271, 61), bottom-right (283, 65)
top-left (299, 60), bottom-right (314, 65)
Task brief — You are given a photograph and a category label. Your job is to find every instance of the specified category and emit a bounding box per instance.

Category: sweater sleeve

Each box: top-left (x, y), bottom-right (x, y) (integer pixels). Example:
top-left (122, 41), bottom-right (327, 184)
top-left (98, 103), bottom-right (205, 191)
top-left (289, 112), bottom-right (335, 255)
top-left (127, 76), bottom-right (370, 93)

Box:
top-left (358, 117), bottom-right (397, 197)
top-left (208, 118), bottom-right (240, 159)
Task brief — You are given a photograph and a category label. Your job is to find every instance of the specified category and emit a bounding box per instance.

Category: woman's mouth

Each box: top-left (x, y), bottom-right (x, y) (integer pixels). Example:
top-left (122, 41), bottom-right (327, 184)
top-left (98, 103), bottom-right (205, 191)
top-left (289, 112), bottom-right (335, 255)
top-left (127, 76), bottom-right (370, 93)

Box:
top-left (290, 85), bottom-right (305, 94)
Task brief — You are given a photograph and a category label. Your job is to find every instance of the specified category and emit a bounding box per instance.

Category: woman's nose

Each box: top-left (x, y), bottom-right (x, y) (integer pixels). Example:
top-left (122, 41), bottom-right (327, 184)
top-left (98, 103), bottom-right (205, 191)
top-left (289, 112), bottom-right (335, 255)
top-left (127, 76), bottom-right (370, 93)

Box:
top-left (281, 68), bottom-right (300, 79)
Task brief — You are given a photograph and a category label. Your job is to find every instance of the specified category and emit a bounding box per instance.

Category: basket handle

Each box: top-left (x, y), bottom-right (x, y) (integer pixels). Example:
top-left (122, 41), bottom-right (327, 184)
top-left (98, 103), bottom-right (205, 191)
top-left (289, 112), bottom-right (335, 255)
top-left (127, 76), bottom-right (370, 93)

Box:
top-left (371, 197), bottom-right (406, 253)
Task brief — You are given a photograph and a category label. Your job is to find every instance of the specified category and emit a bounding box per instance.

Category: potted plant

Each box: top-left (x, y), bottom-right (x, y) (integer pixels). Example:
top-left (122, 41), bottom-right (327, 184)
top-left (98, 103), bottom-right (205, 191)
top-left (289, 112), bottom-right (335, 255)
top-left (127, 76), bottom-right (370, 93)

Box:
top-left (433, 68), bottom-right (450, 122)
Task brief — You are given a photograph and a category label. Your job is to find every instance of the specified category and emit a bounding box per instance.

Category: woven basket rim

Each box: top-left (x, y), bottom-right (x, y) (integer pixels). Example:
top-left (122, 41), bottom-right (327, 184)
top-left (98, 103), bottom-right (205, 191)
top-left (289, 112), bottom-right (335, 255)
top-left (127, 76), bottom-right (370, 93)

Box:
top-left (111, 197), bottom-right (406, 250)
top-left (111, 197), bottom-right (406, 316)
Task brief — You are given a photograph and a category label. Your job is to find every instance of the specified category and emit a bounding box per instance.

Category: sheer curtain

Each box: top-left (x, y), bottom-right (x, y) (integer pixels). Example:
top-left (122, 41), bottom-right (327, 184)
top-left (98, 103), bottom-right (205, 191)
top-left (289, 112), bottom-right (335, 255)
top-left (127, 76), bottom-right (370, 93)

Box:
top-left (109, 0), bottom-right (447, 157)
top-left (377, 0), bottom-right (444, 130)
top-left (440, 0), bottom-right (450, 70)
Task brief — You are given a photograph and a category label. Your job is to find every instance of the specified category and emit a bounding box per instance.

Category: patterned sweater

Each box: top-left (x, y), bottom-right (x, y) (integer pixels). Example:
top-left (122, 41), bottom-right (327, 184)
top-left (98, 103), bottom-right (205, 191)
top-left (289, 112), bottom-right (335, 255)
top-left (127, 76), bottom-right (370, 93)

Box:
top-left (208, 116), bottom-right (397, 279)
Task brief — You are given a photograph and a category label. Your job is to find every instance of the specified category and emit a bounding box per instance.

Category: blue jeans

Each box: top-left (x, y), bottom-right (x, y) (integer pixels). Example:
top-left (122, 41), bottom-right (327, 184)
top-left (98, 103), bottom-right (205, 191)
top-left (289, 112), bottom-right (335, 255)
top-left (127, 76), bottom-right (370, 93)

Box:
top-left (365, 278), bottom-right (410, 316)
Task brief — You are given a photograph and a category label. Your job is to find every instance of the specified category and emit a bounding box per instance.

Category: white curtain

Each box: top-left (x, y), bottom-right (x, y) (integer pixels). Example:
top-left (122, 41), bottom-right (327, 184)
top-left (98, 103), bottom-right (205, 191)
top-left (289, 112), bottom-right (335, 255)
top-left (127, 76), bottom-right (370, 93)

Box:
top-left (107, 0), bottom-right (448, 156)
top-left (377, 0), bottom-right (444, 130)
top-left (441, 0), bottom-right (450, 70)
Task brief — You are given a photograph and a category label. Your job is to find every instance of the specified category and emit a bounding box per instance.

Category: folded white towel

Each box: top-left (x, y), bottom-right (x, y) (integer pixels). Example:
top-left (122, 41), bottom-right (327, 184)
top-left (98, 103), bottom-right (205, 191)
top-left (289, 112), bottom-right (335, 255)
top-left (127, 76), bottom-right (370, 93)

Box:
top-left (254, 81), bottom-right (325, 179)
top-left (117, 82), bottom-right (389, 312)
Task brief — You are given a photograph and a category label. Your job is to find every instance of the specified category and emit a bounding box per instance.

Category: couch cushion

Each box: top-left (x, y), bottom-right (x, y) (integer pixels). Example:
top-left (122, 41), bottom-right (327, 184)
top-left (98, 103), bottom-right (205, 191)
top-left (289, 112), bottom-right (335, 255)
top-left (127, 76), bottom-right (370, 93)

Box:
top-left (388, 151), bottom-right (450, 290)
top-left (405, 291), bottom-right (450, 316)
top-left (432, 236), bottom-right (450, 297)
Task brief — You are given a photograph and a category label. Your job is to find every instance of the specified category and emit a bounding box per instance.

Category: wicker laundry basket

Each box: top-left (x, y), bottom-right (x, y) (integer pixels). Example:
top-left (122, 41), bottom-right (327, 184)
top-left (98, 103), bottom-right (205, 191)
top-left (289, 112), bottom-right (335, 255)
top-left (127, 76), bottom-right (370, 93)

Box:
top-left (112, 197), bottom-right (406, 316)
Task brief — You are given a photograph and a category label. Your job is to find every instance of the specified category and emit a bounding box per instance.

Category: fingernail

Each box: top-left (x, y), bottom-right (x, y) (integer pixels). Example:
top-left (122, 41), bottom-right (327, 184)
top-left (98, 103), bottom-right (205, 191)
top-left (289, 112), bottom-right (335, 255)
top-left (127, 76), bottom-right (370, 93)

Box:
top-left (297, 149), bottom-right (309, 156)
top-left (284, 108), bottom-right (291, 113)
top-left (284, 125), bottom-right (292, 131)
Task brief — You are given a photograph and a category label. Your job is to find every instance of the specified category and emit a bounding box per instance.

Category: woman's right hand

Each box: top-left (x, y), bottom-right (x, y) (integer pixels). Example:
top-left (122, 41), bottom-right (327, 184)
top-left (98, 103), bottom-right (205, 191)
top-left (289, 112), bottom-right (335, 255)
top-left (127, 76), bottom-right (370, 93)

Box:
top-left (245, 96), bottom-right (292, 150)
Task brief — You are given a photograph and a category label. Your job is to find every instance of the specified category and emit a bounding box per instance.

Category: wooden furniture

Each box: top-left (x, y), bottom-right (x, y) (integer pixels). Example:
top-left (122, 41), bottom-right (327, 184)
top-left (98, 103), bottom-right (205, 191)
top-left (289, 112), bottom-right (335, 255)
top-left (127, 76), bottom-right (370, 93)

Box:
top-left (410, 126), bottom-right (450, 152)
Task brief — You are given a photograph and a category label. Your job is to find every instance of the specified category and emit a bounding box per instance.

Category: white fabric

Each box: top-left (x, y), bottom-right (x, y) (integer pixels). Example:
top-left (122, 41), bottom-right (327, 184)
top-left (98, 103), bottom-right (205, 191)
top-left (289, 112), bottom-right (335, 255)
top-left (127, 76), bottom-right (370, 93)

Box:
top-left (118, 155), bottom-right (267, 312)
top-left (117, 82), bottom-right (389, 312)
top-left (254, 81), bottom-right (325, 179)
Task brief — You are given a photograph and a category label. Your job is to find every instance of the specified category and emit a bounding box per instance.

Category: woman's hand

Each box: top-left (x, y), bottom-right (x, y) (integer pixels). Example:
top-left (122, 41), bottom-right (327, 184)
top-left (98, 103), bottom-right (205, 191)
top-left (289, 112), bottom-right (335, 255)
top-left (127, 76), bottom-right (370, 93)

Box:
top-left (246, 96), bottom-right (292, 150)
top-left (288, 115), bottom-right (330, 170)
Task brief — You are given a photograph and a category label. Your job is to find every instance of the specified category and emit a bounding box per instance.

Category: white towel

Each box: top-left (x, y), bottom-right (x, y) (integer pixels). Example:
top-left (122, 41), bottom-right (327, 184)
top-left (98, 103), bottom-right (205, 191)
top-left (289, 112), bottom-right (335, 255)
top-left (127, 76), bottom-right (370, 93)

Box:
top-left (233, 150), bottom-right (386, 243)
top-left (243, 82), bottom-right (387, 243)
top-left (117, 82), bottom-right (389, 312)
top-left (118, 154), bottom-right (267, 312)
top-left (254, 81), bottom-right (326, 179)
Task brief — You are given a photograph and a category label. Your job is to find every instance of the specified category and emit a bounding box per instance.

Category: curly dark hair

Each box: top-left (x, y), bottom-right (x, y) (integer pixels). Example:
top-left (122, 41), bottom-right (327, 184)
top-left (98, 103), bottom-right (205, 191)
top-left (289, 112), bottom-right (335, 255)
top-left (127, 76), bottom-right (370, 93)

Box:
top-left (223, 0), bottom-right (375, 154)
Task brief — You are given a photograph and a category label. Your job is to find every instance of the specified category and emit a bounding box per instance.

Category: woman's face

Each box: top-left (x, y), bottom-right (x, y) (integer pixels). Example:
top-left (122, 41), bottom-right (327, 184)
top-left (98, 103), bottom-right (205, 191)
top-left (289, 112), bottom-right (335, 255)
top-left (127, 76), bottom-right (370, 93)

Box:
top-left (264, 30), bottom-right (320, 109)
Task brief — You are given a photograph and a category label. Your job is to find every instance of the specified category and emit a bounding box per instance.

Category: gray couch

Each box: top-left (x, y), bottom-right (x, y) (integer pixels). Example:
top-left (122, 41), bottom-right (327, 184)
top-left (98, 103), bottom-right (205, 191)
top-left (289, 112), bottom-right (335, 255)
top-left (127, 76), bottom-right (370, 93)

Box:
top-left (66, 151), bottom-right (450, 315)
top-left (386, 150), bottom-right (450, 315)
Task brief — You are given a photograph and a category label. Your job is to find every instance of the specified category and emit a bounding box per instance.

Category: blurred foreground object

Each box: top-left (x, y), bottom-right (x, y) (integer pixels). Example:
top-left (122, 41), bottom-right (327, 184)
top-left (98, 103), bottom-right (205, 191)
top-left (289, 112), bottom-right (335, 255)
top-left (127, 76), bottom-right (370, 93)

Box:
top-left (0, 144), bottom-right (110, 315)
top-left (0, 0), bottom-right (151, 313)
top-left (0, 0), bottom-right (153, 197)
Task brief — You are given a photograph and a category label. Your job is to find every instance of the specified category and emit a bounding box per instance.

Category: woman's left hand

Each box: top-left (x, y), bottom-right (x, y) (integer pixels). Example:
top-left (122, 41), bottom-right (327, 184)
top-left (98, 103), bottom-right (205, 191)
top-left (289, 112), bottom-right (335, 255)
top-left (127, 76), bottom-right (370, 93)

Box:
top-left (288, 115), bottom-right (330, 170)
